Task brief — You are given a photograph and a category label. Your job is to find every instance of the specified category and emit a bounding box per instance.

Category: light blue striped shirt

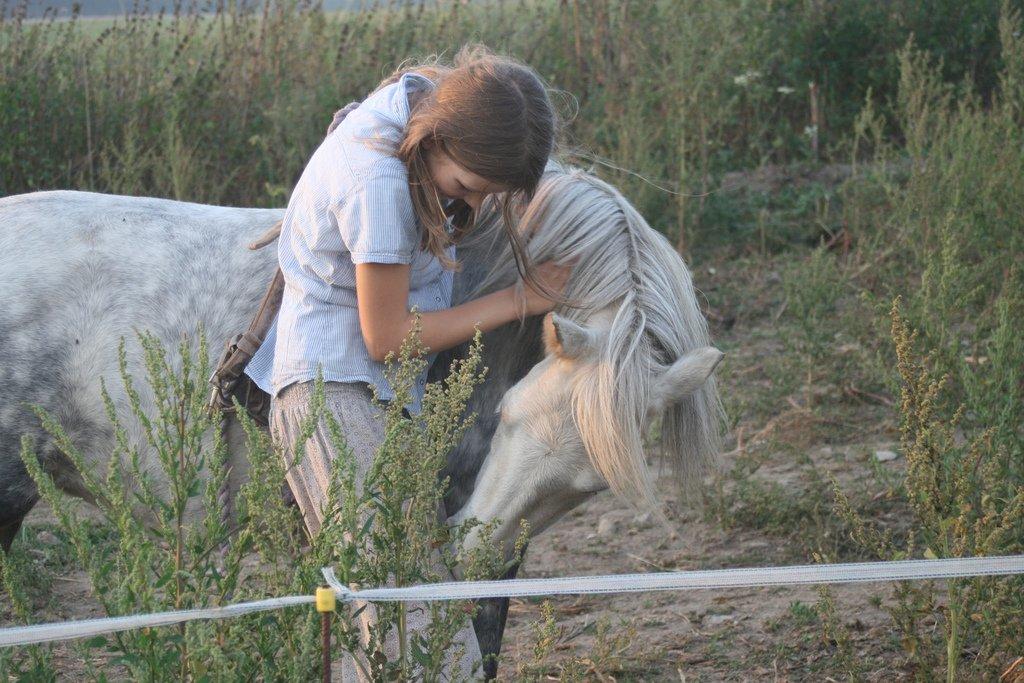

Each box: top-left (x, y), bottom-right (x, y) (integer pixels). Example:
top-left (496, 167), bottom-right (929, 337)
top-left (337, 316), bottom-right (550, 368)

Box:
top-left (246, 73), bottom-right (454, 413)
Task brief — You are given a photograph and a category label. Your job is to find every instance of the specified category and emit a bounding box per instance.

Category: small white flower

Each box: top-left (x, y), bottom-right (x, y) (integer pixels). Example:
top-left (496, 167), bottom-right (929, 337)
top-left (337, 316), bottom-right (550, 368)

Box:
top-left (804, 125), bottom-right (818, 137)
top-left (732, 70), bottom-right (762, 87)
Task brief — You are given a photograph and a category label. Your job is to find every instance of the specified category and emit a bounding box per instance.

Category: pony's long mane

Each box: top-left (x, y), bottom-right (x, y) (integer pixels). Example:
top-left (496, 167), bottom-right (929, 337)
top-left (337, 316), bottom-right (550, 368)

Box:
top-left (466, 164), bottom-right (724, 508)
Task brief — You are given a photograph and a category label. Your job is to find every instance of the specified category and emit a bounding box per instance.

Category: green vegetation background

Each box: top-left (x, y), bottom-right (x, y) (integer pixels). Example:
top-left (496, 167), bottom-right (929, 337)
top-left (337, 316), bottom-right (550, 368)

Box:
top-left (0, 0), bottom-right (1008, 250)
top-left (2, 0), bottom-right (1022, 678)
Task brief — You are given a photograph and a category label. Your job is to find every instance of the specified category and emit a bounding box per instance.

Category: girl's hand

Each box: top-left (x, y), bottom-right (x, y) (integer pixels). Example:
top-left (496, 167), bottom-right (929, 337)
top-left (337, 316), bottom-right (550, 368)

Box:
top-left (521, 260), bottom-right (574, 316)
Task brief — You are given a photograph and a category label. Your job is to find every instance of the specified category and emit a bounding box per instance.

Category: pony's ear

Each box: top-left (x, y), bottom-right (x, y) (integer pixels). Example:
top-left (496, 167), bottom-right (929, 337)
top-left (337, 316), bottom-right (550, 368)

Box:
top-left (648, 347), bottom-right (723, 415)
top-left (543, 312), bottom-right (600, 359)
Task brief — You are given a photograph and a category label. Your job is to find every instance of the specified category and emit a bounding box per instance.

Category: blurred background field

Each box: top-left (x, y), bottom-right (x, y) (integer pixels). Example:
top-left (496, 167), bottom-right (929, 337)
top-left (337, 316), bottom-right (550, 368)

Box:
top-left (2, 0), bottom-right (1022, 679)
top-left (19, 0), bottom-right (379, 18)
top-left (1, 0), bottom-right (1010, 243)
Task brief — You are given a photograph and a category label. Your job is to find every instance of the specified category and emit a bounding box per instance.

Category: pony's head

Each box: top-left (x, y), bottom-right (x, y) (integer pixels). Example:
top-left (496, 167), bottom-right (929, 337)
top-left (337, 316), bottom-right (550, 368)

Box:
top-left (450, 166), bottom-right (725, 554)
top-left (450, 311), bottom-right (722, 551)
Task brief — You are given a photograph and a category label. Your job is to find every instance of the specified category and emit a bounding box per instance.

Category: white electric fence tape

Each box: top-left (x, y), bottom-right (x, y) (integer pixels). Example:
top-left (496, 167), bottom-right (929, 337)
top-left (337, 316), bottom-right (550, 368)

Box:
top-left (321, 555), bottom-right (1024, 602)
top-left (0, 596), bottom-right (313, 648)
top-left (2, 555), bottom-right (1022, 649)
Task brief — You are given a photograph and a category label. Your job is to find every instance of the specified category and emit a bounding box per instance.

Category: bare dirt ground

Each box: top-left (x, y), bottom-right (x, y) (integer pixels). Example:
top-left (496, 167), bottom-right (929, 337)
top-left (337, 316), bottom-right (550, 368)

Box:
top-left (499, 464), bottom-right (906, 680)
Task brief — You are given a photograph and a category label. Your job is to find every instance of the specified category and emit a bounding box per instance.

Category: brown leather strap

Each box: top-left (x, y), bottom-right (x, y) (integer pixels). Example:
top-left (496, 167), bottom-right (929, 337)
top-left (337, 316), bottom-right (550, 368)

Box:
top-left (233, 332), bottom-right (263, 358)
top-left (207, 266), bottom-right (284, 422)
top-left (210, 269), bottom-right (281, 378)
top-left (248, 220), bottom-right (283, 251)
top-left (245, 266), bottom-right (285, 340)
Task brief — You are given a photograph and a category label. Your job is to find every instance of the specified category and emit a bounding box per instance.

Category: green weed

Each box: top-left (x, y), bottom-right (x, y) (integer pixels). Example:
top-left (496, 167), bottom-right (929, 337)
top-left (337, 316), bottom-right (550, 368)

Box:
top-left (1, 320), bottom-right (515, 680)
top-left (830, 301), bottom-right (1024, 680)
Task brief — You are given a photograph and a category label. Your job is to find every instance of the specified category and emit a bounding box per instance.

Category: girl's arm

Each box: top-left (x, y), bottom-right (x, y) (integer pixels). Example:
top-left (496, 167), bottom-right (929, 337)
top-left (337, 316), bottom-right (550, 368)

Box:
top-left (355, 261), bottom-right (570, 362)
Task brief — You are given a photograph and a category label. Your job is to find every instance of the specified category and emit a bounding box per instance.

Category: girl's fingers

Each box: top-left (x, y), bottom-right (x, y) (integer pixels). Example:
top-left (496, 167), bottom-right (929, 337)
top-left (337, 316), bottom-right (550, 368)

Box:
top-left (535, 261), bottom-right (574, 295)
top-left (521, 260), bottom-right (575, 314)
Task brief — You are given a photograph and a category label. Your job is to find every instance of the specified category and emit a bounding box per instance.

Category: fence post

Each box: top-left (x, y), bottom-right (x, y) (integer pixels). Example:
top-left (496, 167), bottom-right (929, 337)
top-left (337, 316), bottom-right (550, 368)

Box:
top-left (315, 586), bottom-right (336, 683)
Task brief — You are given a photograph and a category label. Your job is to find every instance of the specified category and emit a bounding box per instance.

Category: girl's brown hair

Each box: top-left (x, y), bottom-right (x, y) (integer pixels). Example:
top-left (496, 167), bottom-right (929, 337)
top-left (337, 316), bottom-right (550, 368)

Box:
top-left (375, 45), bottom-right (557, 278)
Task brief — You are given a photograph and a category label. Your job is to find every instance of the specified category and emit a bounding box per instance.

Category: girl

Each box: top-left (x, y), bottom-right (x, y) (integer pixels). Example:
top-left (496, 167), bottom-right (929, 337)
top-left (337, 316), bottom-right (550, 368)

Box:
top-left (244, 45), bottom-right (569, 680)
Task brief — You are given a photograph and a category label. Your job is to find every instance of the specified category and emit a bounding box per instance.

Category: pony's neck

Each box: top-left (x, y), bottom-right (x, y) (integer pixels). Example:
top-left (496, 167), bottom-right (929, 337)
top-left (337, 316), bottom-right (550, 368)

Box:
top-left (434, 223), bottom-right (547, 516)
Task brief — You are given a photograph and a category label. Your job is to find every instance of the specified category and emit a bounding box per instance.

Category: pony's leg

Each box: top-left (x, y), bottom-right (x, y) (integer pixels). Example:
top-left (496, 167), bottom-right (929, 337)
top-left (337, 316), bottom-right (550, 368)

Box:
top-left (473, 560), bottom-right (521, 681)
top-left (0, 451), bottom-right (38, 552)
top-left (1, 515), bottom-right (25, 552)
top-left (0, 498), bottom-right (36, 552)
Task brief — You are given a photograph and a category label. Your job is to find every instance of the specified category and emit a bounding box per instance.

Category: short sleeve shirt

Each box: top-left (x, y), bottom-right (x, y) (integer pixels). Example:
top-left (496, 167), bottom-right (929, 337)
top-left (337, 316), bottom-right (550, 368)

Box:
top-left (245, 73), bottom-right (454, 413)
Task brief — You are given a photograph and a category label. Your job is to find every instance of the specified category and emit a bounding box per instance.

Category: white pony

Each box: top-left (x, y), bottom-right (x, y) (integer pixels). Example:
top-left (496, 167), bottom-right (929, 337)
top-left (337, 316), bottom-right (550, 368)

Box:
top-left (0, 164), bottom-right (722, 675)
